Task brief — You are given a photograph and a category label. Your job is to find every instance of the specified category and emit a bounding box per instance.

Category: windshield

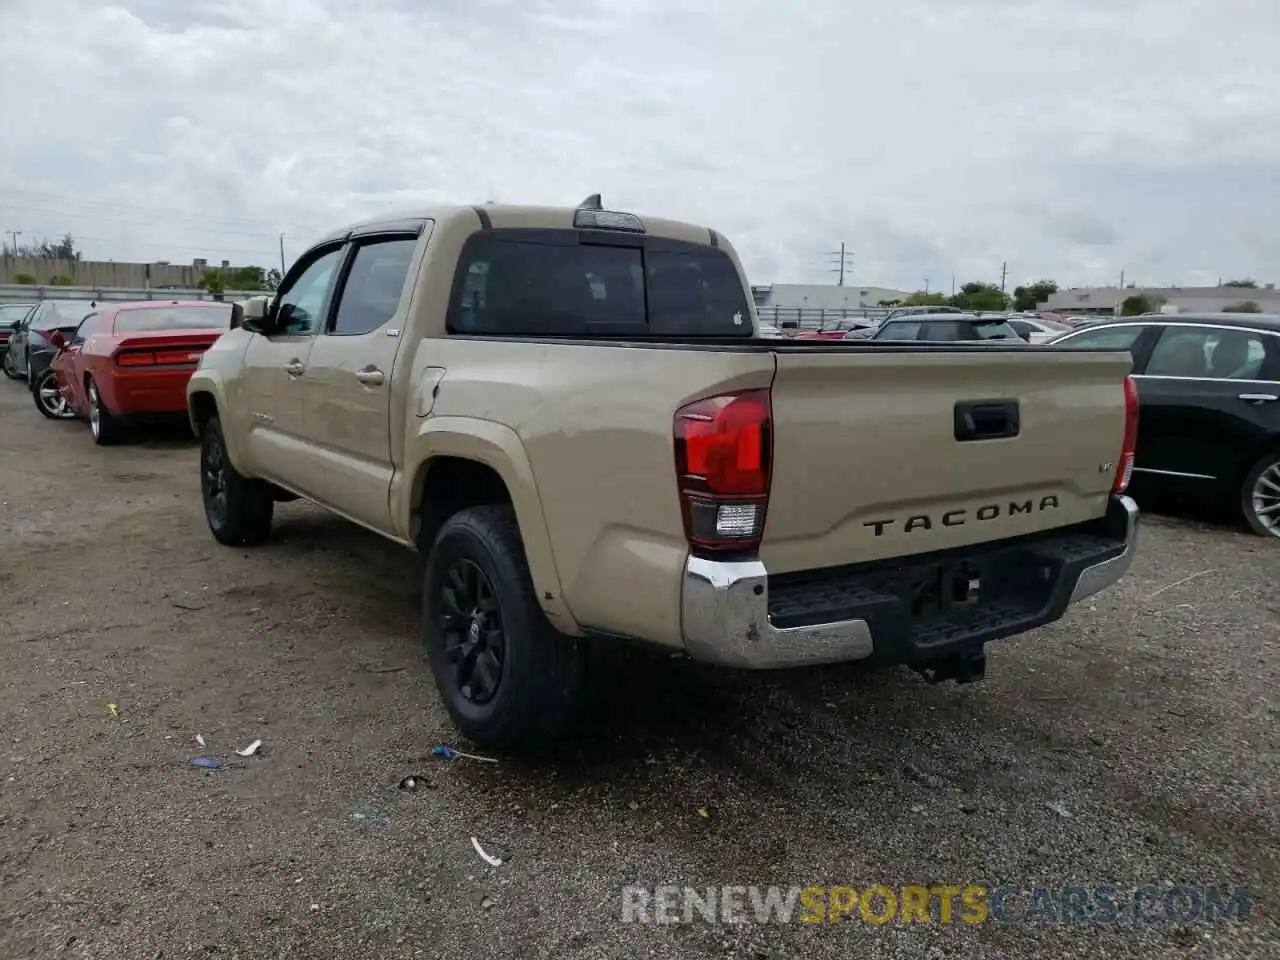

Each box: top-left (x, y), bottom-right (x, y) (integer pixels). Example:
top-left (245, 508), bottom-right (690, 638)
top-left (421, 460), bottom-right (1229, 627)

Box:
top-left (114, 305), bottom-right (233, 333)
top-left (973, 319), bottom-right (1020, 339)
top-left (0, 305), bottom-right (33, 326)
top-left (30, 301), bottom-right (92, 329)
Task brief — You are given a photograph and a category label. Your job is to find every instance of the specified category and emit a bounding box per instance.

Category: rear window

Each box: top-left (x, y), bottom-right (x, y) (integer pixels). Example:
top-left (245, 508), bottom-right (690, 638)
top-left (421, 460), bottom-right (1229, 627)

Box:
top-left (446, 230), bottom-right (751, 337)
top-left (114, 305), bottom-right (232, 333)
top-left (30, 301), bottom-right (92, 329)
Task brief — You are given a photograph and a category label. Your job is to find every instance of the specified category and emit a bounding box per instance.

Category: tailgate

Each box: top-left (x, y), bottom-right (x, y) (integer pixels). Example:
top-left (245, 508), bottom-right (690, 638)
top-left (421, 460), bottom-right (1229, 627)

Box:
top-left (762, 346), bottom-right (1134, 573)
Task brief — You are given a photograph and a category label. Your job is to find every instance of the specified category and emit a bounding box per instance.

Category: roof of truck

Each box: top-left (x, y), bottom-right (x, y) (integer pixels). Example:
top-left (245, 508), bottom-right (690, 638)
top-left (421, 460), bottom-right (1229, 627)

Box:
top-left (313, 201), bottom-right (721, 249)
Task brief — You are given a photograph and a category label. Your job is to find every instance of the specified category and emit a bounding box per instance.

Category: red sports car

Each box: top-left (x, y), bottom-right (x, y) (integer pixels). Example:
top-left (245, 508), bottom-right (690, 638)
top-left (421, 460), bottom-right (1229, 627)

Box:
top-left (46, 300), bottom-right (233, 445)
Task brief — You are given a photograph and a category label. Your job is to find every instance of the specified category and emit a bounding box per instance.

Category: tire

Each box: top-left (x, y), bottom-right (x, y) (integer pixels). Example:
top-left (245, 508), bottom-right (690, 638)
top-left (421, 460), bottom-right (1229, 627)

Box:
top-left (32, 369), bottom-right (74, 419)
top-left (422, 504), bottom-right (587, 750)
top-left (2, 351), bottom-right (21, 381)
top-left (86, 377), bottom-right (124, 445)
top-left (200, 416), bottom-right (274, 546)
top-left (1241, 450), bottom-right (1280, 538)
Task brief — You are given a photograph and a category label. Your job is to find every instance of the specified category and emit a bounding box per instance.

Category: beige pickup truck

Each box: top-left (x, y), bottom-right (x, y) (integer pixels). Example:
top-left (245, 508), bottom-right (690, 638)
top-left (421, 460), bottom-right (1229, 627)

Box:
top-left (187, 197), bottom-right (1140, 748)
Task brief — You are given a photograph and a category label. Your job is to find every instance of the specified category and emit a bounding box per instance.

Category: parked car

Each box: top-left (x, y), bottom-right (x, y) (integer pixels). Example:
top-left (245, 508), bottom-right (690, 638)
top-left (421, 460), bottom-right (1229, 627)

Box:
top-left (0, 303), bottom-right (36, 366)
top-left (3, 299), bottom-right (93, 387)
top-left (794, 317), bottom-right (876, 341)
top-left (45, 300), bottom-right (233, 440)
top-left (186, 197), bottom-right (1137, 749)
top-left (1007, 315), bottom-right (1073, 344)
top-left (882, 305), bottom-right (966, 322)
top-left (869, 313), bottom-right (1024, 342)
top-left (1051, 313), bottom-right (1280, 537)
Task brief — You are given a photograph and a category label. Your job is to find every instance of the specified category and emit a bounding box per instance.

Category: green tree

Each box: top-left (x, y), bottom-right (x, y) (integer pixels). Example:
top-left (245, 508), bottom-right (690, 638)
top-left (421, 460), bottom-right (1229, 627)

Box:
top-left (950, 282), bottom-right (1009, 312)
top-left (1222, 300), bottom-right (1262, 313)
top-left (900, 291), bottom-right (949, 307)
top-left (48, 275), bottom-right (74, 285)
top-left (265, 268), bottom-right (283, 292)
top-left (198, 265), bottom-right (269, 294)
top-left (1120, 294), bottom-right (1154, 316)
top-left (13, 272), bottom-right (36, 284)
top-left (1012, 280), bottom-right (1058, 312)
top-left (1223, 279), bottom-right (1257, 288)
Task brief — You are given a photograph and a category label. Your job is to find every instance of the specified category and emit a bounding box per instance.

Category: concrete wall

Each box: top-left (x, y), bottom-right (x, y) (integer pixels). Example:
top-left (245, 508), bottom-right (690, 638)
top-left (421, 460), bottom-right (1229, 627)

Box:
top-left (0, 257), bottom-right (205, 288)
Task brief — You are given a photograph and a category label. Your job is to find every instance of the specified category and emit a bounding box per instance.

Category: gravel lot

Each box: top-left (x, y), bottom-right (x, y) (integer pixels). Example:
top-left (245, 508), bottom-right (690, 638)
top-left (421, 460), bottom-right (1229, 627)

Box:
top-left (0, 374), bottom-right (1277, 959)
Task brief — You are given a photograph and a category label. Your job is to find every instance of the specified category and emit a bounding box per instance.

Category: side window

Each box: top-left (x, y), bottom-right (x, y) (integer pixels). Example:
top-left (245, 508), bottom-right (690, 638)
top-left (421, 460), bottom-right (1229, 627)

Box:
top-left (71, 314), bottom-right (99, 345)
top-left (1145, 326), bottom-right (1268, 380)
top-left (1058, 325), bottom-right (1147, 353)
top-left (329, 237), bottom-right (418, 336)
top-left (275, 247), bottom-right (345, 335)
top-left (1008, 320), bottom-right (1031, 339)
top-left (921, 321), bottom-right (966, 341)
top-left (877, 320), bottom-right (921, 340)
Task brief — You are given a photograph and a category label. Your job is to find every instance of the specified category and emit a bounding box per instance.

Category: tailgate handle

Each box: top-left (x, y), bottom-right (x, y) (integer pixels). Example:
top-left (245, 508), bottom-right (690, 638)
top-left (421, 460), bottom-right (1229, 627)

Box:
top-left (954, 399), bottom-right (1020, 442)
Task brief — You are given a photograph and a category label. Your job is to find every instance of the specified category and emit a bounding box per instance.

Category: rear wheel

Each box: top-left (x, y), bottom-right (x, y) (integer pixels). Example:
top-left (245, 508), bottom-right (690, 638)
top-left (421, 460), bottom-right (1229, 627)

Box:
top-left (1241, 451), bottom-right (1280, 538)
top-left (2, 350), bottom-right (21, 381)
top-left (200, 416), bottom-right (274, 546)
top-left (86, 378), bottom-right (124, 445)
top-left (422, 504), bottom-right (587, 749)
top-left (32, 369), bottom-right (74, 419)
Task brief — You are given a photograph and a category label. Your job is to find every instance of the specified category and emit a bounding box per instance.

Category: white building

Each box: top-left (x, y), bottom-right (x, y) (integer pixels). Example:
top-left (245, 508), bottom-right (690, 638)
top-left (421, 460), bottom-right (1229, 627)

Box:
top-left (751, 282), bottom-right (912, 312)
top-left (1042, 284), bottom-right (1280, 316)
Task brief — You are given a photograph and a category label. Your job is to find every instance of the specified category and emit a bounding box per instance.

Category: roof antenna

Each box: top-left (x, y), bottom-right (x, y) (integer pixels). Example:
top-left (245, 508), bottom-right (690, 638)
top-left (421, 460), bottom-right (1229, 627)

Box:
top-left (578, 193), bottom-right (603, 210)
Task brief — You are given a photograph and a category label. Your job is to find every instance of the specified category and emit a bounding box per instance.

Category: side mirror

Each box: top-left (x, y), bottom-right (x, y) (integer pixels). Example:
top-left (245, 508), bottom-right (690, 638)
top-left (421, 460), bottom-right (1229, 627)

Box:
top-left (241, 295), bottom-right (270, 321)
top-left (238, 295), bottom-right (272, 334)
top-left (48, 331), bottom-right (67, 350)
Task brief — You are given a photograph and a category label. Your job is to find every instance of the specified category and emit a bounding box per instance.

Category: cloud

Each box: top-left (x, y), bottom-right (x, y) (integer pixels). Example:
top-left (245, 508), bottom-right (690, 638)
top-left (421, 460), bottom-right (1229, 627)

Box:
top-left (0, 0), bottom-right (1276, 290)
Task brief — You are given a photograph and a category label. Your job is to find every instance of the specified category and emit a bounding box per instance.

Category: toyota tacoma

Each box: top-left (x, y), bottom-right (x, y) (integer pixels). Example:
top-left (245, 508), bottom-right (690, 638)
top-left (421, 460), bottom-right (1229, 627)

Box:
top-left (187, 197), bottom-right (1140, 748)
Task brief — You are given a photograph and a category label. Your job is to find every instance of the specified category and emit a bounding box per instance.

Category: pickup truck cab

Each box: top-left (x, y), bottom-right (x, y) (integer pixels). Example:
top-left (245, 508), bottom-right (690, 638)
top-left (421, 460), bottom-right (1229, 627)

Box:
top-left (188, 197), bottom-right (1140, 749)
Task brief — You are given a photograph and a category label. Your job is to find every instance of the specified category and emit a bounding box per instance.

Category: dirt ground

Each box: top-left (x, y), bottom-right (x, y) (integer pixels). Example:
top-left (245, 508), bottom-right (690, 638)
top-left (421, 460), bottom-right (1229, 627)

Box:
top-left (0, 375), bottom-right (1277, 960)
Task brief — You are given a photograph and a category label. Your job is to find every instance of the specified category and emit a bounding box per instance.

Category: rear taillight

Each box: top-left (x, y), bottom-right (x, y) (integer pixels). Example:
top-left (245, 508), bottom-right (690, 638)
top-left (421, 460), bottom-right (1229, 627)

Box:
top-left (115, 349), bottom-right (203, 367)
top-left (1112, 375), bottom-right (1139, 494)
top-left (673, 389), bottom-right (772, 553)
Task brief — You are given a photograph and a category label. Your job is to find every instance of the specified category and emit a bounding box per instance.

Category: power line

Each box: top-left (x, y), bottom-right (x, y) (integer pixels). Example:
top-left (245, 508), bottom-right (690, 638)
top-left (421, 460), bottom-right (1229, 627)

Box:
top-left (0, 186), bottom-right (328, 233)
top-left (0, 198), bottom-right (319, 242)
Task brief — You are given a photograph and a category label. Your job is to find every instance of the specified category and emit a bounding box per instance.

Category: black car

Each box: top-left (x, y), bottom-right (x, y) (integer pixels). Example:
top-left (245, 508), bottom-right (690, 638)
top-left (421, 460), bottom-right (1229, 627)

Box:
top-left (868, 313), bottom-right (1023, 343)
top-left (1051, 313), bottom-right (1280, 537)
top-left (0, 302), bottom-right (35, 366)
top-left (3, 299), bottom-right (93, 386)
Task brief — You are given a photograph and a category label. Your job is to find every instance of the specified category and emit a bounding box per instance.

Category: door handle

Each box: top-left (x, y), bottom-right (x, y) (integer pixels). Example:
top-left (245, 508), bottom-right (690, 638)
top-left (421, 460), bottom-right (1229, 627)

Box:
top-left (355, 366), bottom-right (385, 386)
top-left (1238, 393), bottom-right (1278, 403)
top-left (284, 360), bottom-right (305, 377)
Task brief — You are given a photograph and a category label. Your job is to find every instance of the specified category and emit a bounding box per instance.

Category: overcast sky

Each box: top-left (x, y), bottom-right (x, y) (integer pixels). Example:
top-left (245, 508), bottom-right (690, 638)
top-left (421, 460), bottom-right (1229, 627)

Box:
top-left (0, 0), bottom-right (1276, 291)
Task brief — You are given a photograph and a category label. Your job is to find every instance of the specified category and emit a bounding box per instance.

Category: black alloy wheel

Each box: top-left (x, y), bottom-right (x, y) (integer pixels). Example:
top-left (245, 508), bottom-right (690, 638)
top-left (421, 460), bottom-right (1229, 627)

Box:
top-left (439, 559), bottom-right (506, 705)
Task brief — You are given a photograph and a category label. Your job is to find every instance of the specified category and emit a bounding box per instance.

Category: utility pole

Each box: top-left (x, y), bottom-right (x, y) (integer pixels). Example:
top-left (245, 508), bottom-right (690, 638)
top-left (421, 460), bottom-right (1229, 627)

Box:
top-left (6, 230), bottom-right (20, 254)
top-left (951, 275), bottom-right (956, 296)
top-left (826, 243), bottom-right (854, 286)
top-left (923, 278), bottom-right (929, 295)
top-left (1000, 261), bottom-right (1008, 294)
top-left (1119, 269), bottom-right (1125, 289)
top-left (279, 233), bottom-right (286, 273)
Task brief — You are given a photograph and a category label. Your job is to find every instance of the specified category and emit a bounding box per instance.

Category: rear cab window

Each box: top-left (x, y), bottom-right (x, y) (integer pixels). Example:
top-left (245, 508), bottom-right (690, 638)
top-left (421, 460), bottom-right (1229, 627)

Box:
top-left (446, 230), bottom-right (752, 338)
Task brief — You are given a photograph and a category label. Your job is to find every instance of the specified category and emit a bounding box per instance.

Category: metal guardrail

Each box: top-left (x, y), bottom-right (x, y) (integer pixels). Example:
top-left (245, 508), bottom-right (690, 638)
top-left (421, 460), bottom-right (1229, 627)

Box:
top-left (755, 307), bottom-right (890, 329)
top-left (0, 284), bottom-right (263, 305)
